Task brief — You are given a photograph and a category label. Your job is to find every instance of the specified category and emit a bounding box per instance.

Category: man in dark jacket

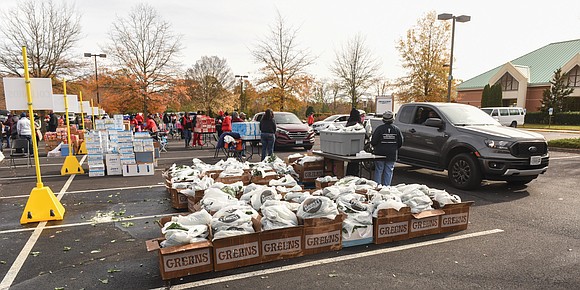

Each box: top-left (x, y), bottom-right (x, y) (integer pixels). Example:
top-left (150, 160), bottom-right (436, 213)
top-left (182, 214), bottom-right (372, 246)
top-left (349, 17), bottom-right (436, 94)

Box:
top-left (48, 111), bottom-right (58, 132)
top-left (371, 111), bottom-right (403, 186)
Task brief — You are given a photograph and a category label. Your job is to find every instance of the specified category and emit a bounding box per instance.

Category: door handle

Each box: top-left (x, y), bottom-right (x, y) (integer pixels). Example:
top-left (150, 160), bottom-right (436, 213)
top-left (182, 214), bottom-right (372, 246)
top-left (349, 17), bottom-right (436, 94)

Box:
top-left (409, 128), bottom-right (416, 133)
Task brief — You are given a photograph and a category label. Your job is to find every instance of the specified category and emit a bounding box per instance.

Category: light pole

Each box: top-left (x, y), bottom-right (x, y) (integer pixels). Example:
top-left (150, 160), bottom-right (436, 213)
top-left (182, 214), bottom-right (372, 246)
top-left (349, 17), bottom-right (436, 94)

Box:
top-left (235, 75), bottom-right (248, 112)
top-left (437, 13), bottom-right (470, 102)
top-left (84, 53), bottom-right (106, 107)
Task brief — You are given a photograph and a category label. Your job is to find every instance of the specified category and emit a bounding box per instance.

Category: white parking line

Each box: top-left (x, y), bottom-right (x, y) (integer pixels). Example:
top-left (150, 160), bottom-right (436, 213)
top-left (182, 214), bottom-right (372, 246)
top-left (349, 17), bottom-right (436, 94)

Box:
top-left (0, 183), bottom-right (165, 200)
top-left (0, 155), bottom-right (86, 289)
top-left (151, 229), bottom-right (504, 290)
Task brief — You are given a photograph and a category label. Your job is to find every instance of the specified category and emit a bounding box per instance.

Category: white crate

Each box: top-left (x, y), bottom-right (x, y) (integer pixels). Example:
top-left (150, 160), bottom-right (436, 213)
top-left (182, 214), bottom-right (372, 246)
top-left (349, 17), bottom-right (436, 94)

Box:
top-left (319, 131), bottom-right (366, 156)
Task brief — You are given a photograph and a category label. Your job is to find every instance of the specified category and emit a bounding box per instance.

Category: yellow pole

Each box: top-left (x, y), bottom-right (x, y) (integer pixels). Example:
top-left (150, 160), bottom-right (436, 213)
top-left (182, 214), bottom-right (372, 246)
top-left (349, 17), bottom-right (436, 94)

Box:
top-left (63, 80), bottom-right (73, 156)
top-left (20, 46), bottom-right (65, 224)
top-left (91, 99), bottom-right (95, 130)
top-left (60, 80), bottom-right (84, 175)
top-left (22, 47), bottom-right (43, 188)
top-left (79, 91), bottom-right (86, 130)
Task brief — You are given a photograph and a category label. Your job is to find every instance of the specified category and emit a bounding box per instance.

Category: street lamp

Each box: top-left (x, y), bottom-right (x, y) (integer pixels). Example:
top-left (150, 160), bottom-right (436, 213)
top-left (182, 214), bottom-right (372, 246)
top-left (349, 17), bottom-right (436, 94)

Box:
top-left (84, 53), bottom-right (107, 107)
top-left (437, 13), bottom-right (470, 102)
top-left (235, 75), bottom-right (248, 112)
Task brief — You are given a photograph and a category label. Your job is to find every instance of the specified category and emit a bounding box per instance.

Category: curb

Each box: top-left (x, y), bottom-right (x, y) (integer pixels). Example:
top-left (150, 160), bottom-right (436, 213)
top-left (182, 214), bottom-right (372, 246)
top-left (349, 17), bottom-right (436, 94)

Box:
top-left (525, 128), bottom-right (580, 134)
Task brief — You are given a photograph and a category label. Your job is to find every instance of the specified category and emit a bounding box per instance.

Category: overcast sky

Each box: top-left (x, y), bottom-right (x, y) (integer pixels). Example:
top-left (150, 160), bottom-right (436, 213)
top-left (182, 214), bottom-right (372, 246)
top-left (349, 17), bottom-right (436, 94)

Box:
top-left (3, 0), bottom-right (580, 85)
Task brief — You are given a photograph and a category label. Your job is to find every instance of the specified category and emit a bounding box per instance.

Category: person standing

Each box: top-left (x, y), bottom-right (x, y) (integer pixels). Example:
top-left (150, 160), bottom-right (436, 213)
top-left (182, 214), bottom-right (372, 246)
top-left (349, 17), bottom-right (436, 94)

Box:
top-left (221, 112), bottom-right (232, 133)
top-left (181, 112), bottom-right (193, 148)
top-left (260, 109), bottom-right (276, 160)
top-left (144, 115), bottom-right (159, 133)
top-left (345, 108), bottom-right (362, 176)
top-left (307, 112), bottom-right (314, 126)
top-left (17, 112), bottom-right (33, 155)
top-left (371, 111), bottom-right (403, 186)
top-left (48, 111), bottom-right (58, 132)
top-left (215, 111), bottom-right (224, 137)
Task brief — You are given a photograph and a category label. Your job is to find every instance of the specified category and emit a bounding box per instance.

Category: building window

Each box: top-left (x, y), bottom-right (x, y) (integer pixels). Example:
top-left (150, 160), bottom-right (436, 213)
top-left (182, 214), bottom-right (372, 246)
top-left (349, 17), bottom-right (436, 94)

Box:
top-left (496, 73), bottom-right (519, 91)
top-left (567, 65), bottom-right (580, 87)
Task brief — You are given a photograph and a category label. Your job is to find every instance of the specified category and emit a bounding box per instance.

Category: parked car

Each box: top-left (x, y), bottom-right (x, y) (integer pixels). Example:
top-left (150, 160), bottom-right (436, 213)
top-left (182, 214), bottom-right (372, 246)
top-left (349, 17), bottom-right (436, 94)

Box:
top-left (0, 110), bottom-right (9, 123)
top-left (311, 114), bottom-right (349, 134)
top-left (252, 111), bottom-right (315, 150)
top-left (480, 107), bottom-right (526, 127)
top-left (391, 102), bottom-right (548, 189)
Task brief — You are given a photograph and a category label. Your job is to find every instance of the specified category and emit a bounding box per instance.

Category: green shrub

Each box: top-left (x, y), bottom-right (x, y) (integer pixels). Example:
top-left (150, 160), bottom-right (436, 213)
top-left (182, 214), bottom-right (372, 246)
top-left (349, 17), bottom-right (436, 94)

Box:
top-left (525, 111), bottom-right (580, 125)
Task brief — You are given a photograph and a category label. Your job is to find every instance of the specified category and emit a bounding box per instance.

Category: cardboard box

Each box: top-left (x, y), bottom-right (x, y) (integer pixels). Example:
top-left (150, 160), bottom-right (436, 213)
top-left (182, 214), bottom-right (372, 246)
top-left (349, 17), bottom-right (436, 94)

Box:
top-left (212, 218), bottom-right (262, 271)
top-left (122, 163), bottom-right (154, 176)
top-left (215, 174), bottom-right (251, 185)
top-left (250, 174), bottom-right (280, 185)
top-left (89, 169), bottom-right (106, 177)
top-left (315, 180), bottom-right (336, 189)
top-left (260, 226), bottom-right (304, 263)
top-left (146, 238), bottom-right (213, 280)
top-left (373, 207), bottom-right (412, 244)
top-left (301, 214), bottom-right (345, 256)
top-left (107, 166), bottom-right (123, 176)
top-left (169, 188), bottom-right (188, 210)
top-left (436, 201), bottom-right (474, 233)
top-left (135, 151), bottom-right (155, 164)
top-left (186, 191), bottom-right (205, 212)
top-left (408, 209), bottom-right (445, 239)
top-left (323, 158), bottom-right (345, 179)
top-left (293, 162), bottom-right (325, 183)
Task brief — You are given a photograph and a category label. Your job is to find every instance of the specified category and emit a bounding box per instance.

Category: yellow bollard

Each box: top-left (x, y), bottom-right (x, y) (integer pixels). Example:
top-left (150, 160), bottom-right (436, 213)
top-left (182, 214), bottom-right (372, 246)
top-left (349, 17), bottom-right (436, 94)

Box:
top-left (60, 79), bottom-right (85, 175)
top-left (19, 46), bottom-right (65, 224)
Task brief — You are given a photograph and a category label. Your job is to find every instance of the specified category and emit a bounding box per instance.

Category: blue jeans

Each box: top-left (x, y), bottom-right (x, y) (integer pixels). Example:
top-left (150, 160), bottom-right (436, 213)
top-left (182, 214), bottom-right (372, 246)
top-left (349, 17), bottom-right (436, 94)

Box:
top-left (261, 133), bottom-right (275, 161)
top-left (374, 160), bottom-right (395, 186)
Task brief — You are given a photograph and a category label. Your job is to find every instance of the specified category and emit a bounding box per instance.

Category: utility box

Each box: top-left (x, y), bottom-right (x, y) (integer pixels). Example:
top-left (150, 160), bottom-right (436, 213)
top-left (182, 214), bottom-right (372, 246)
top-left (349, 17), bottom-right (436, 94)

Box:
top-left (319, 131), bottom-right (365, 156)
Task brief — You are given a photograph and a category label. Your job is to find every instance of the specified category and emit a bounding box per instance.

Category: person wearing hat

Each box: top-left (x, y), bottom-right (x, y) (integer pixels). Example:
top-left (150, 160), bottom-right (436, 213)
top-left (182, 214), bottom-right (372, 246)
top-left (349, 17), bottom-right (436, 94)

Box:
top-left (370, 111), bottom-right (403, 186)
top-left (17, 112), bottom-right (33, 155)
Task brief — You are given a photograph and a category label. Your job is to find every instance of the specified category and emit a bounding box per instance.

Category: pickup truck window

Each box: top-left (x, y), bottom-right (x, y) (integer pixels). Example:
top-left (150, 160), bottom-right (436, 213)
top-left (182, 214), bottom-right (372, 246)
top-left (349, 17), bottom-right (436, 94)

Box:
top-left (398, 106), bottom-right (414, 124)
top-left (439, 105), bottom-right (498, 126)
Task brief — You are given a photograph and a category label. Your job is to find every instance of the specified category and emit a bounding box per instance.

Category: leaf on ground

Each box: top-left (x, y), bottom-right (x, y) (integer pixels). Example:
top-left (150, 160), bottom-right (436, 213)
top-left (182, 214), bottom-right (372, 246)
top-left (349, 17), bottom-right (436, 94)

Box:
top-left (63, 246), bottom-right (71, 251)
top-left (90, 250), bottom-right (101, 254)
top-left (328, 273), bottom-right (338, 277)
top-left (1, 261), bottom-right (6, 264)
top-left (31, 252), bottom-right (40, 257)
top-left (55, 287), bottom-right (65, 290)
top-left (121, 222), bottom-right (134, 228)
top-left (107, 269), bottom-right (121, 273)
top-left (110, 240), bottom-right (116, 243)
top-left (99, 278), bottom-right (108, 284)
top-left (125, 239), bottom-right (136, 242)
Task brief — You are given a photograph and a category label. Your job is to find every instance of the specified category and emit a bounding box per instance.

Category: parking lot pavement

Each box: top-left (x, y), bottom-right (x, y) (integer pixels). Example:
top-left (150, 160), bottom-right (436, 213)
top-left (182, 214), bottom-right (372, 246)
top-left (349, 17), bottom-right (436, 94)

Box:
top-left (1, 140), bottom-right (579, 289)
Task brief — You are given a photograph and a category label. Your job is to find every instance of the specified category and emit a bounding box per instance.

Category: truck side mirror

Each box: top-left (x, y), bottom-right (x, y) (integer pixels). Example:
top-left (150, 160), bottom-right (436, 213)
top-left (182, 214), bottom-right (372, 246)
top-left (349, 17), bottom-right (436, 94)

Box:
top-left (424, 118), bottom-right (444, 129)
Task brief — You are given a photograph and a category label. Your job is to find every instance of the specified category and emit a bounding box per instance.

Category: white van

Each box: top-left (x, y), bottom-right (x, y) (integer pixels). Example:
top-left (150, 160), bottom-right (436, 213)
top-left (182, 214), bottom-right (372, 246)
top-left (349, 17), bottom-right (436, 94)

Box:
top-left (480, 107), bottom-right (525, 127)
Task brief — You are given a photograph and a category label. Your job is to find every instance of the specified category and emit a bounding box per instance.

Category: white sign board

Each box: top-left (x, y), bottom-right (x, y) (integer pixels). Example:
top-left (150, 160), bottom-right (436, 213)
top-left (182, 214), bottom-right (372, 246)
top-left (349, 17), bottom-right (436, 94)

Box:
top-left (88, 107), bottom-right (100, 116)
top-left (79, 101), bottom-right (90, 114)
top-left (52, 94), bottom-right (79, 113)
top-left (3, 78), bottom-right (54, 110)
top-left (375, 95), bottom-right (393, 115)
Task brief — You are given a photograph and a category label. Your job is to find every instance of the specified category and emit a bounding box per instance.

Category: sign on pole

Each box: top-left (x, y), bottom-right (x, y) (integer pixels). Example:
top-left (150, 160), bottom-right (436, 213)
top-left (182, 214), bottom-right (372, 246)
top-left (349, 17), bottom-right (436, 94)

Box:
top-left (52, 94), bottom-right (79, 113)
top-left (3, 78), bottom-right (53, 110)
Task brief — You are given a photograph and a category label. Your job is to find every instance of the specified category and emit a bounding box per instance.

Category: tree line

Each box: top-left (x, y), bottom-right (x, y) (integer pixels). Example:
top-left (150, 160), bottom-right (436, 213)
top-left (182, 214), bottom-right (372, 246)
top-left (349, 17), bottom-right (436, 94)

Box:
top-left (0, 2), bottom-right (455, 117)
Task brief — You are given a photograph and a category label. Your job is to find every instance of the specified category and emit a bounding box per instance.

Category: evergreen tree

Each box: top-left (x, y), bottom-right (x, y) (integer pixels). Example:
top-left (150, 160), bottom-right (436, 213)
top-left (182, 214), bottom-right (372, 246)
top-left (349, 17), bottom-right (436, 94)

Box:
top-left (540, 68), bottom-right (574, 113)
top-left (480, 84), bottom-right (491, 107)
top-left (490, 83), bottom-right (503, 106)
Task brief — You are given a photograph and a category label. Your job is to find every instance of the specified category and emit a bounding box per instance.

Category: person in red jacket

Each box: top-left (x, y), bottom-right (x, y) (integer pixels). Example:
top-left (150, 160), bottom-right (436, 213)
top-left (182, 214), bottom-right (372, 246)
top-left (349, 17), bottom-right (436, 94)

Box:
top-left (144, 115), bottom-right (158, 133)
top-left (221, 112), bottom-right (232, 133)
top-left (307, 113), bottom-right (314, 126)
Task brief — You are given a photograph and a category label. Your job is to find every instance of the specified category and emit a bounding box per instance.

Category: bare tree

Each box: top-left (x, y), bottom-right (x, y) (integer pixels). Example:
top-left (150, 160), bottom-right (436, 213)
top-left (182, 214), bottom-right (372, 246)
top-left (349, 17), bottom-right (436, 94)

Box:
top-left (185, 56), bottom-right (235, 114)
top-left (0, 0), bottom-right (82, 78)
top-left (396, 11), bottom-right (450, 103)
top-left (252, 11), bottom-right (315, 110)
top-left (106, 3), bottom-right (182, 114)
top-left (330, 33), bottom-right (381, 108)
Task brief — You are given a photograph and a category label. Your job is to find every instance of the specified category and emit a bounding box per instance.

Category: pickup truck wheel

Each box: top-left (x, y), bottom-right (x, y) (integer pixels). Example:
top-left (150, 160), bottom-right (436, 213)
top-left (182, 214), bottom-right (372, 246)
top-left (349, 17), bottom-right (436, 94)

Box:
top-left (448, 153), bottom-right (482, 189)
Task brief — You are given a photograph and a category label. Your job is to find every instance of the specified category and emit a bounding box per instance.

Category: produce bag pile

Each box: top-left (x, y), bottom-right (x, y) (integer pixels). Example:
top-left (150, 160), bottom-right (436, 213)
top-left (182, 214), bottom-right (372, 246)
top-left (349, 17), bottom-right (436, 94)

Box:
top-left (160, 209), bottom-right (212, 248)
top-left (260, 200), bottom-right (299, 230)
top-left (211, 204), bottom-right (259, 240)
top-left (297, 196), bottom-right (339, 220)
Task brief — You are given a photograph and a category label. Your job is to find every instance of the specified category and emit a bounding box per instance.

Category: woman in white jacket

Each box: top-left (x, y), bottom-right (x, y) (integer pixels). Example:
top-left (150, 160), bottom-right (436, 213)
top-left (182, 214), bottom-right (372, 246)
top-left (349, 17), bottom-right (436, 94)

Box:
top-left (16, 112), bottom-right (32, 154)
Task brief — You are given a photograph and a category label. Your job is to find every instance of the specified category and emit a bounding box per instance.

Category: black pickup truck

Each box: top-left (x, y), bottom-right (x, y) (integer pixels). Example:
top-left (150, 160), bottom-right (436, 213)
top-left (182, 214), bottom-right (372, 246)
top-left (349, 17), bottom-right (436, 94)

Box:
top-left (391, 102), bottom-right (549, 189)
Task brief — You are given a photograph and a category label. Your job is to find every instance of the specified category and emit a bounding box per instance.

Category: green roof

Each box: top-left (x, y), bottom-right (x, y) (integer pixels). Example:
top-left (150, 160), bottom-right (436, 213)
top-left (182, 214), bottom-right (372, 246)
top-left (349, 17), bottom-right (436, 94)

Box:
top-left (458, 39), bottom-right (580, 90)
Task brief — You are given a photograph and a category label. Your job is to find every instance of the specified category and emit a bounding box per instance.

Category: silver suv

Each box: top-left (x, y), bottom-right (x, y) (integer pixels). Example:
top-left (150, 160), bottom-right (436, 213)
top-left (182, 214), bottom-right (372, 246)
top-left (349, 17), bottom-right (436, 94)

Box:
top-left (394, 102), bottom-right (549, 189)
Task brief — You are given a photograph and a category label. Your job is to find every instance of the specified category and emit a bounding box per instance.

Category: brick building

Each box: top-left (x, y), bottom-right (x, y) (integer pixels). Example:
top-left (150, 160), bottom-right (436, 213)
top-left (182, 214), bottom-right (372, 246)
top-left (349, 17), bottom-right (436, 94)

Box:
top-left (457, 39), bottom-right (580, 112)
